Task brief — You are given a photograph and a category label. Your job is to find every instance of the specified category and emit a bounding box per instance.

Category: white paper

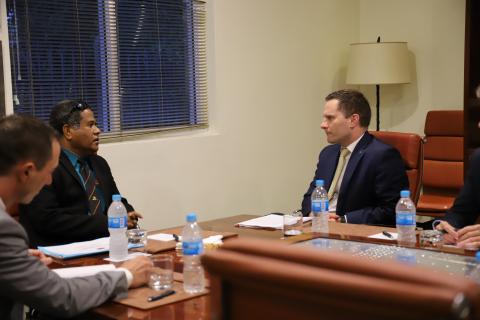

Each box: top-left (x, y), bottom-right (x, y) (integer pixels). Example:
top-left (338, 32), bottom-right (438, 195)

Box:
top-left (368, 232), bottom-right (398, 240)
top-left (203, 235), bottom-right (223, 245)
top-left (53, 264), bottom-right (116, 278)
top-left (103, 251), bottom-right (151, 262)
top-left (38, 237), bottom-right (143, 259)
top-left (237, 214), bottom-right (312, 230)
top-left (147, 233), bottom-right (181, 242)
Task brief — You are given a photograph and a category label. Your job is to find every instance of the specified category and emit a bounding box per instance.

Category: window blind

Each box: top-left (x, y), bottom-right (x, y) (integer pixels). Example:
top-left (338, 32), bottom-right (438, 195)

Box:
top-left (7, 0), bottom-right (207, 137)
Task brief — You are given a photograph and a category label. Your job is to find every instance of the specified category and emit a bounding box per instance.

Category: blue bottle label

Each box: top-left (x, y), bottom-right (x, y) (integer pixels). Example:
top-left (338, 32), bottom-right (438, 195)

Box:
top-left (108, 216), bottom-right (127, 228)
top-left (312, 199), bottom-right (328, 212)
top-left (396, 211), bottom-right (415, 226)
top-left (183, 240), bottom-right (203, 255)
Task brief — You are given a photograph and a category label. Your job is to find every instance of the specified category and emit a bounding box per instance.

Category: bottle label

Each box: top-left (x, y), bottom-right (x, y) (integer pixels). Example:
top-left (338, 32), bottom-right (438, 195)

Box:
top-left (312, 199), bottom-right (328, 212)
top-left (396, 211), bottom-right (415, 226)
top-left (108, 216), bottom-right (127, 228)
top-left (183, 240), bottom-right (204, 255)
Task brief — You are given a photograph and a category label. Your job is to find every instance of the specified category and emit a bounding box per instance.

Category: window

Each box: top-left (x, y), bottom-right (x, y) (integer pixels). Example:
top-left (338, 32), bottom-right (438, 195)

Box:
top-left (6, 0), bottom-right (207, 137)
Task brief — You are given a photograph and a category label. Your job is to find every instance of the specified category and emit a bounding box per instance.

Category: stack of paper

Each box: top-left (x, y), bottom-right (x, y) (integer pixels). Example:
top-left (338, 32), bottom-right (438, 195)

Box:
top-left (38, 237), bottom-right (143, 259)
top-left (147, 233), bottom-right (180, 242)
top-left (236, 214), bottom-right (311, 230)
top-left (53, 264), bottom-right (116, 278)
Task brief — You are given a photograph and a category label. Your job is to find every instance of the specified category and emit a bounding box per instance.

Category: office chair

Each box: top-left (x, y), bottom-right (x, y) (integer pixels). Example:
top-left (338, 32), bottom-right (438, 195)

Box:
top-left (417, 110), bottom-right (464, 217)
top-left (370, 131), bottom-right (423, 205)
top-left (203, 238), bottom-right (480, 320)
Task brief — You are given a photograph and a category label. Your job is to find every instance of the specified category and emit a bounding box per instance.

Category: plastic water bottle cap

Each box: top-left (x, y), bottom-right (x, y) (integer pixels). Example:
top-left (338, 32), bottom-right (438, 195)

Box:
top-left (475, 251), bottom-right (480, 262)
top-left (112, 194), bottom-right (121, 201)
top-left (315, 179), bottom-right (324, 187)
top-left (186, 213), bottom-right (197, 222)
top-left (400, 190), bottom-right (410, 198)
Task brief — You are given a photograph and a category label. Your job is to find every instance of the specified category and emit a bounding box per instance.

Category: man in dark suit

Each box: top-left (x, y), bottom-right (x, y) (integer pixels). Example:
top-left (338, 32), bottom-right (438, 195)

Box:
top-left (0, 115), bottom-right (151, 320)
top-left (436, 149), bottom-right (480, 248)
top-left (301, 89), bottom-right (408, 226)
top-left (436, 86), bottom-right (480, 249)
top-left (20, 100), bottom-right (142, 247)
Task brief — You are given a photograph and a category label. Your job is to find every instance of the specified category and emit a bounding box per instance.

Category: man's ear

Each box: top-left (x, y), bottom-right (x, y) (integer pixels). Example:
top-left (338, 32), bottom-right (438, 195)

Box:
top-left (15, 161), bottom-right (35, 183)
top-left (349, 113), bottom-right (360, 128)
top-left (62, 124), bottom-right (73, 140)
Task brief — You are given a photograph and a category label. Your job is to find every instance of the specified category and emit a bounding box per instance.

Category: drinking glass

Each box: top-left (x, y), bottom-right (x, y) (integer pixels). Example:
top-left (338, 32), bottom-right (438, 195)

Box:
top-left (149, 254), bottom-right (174, 291)
top-left (127, 228), bottom-right (148, 252)
top-left (283, 211), bottom-right (303, 236)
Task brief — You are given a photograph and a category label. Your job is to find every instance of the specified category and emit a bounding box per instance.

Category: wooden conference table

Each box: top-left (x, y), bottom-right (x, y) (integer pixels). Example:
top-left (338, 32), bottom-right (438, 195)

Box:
top-left (54, 214), bottom-right (470, 320)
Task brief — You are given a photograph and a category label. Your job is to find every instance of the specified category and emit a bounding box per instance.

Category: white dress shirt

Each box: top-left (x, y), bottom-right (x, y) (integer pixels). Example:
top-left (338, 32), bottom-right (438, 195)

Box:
top-left (329, 133), bottom-right (365, 212)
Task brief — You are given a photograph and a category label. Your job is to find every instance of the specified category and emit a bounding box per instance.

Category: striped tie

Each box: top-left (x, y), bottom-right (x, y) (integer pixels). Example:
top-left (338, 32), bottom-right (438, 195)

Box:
top-left (78, 159), bottom-right (102, 215)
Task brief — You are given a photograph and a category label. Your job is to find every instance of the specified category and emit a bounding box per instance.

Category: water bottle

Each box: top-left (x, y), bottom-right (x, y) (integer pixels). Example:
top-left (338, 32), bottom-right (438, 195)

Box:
top-left (108, 194), bottom-right (128, 261)
top-left (182, 213), bottom-right (205, 294)
top-left (395, 190), bottom-right (416, 244)
top-left (311, 179), bottom-right (329, 233)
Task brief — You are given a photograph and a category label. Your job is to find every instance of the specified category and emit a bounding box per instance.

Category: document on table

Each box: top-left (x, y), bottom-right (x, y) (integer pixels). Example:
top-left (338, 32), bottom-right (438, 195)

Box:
top-left (38, 237), bottom-right (143, 259)
top-left (236, 214), bottom-right (312, 230)
top-left (147, 233), bottom-right (180, 242)
top-left (368, 232), bottom-right (398, 240)
top-left (53, 264), bottom-right (117, 278)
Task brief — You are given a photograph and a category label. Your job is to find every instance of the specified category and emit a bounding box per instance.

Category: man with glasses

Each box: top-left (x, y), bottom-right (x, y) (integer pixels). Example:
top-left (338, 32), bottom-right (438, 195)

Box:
top-left (19, 100), bottom-right (142, 247)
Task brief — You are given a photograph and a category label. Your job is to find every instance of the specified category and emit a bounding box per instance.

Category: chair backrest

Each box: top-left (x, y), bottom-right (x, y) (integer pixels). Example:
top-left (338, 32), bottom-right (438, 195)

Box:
top-left (202, 238), bottom-right (480, 320)
top-left (417, 110), bottom-right (464, 213)
top-left (370, 131), bottom-right (423, 204)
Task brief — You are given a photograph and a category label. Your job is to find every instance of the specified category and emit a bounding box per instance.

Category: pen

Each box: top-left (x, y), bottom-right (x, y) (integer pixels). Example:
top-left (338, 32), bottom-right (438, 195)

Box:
top-left (172, 234), bottom-right (180, 242)
top-left (147, 289), bottom-right (176, 302)
top-left (382, 231), bottom-right (394, 239)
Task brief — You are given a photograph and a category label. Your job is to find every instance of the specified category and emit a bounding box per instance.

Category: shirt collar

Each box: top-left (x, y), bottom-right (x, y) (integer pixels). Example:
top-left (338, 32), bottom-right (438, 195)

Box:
top-left (345, 132), bottom-right (365, 154)
top-left (62, 148), bottom-right (80, 163)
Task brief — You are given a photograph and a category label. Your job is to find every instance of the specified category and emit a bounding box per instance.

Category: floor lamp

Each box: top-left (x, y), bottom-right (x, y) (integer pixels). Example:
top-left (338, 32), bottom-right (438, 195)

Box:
top-left (346, 40), bottom-right (411, 131)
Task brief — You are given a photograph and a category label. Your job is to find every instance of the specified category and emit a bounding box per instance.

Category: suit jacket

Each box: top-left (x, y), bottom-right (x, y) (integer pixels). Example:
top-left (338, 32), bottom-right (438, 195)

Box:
top-left (301, 132), bottom-right (409, 226)
top-left (0, 208), bottom-right (128, 320)
top-left (445, 149), bottom-right (480, 228)
top-left (19, 151), bottom-right (134, 247)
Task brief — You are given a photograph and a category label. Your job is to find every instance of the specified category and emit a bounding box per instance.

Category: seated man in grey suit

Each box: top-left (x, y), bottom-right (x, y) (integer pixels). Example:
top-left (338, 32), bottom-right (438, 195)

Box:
top-left (0, 114), bottom-right (152, 320)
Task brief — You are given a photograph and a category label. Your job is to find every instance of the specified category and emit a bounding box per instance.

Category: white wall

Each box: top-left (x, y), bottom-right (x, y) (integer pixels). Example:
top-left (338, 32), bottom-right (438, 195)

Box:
top-left (356, 0), bottom-right (465, 134)
top-left (100, 0), bottom-right (359, 230)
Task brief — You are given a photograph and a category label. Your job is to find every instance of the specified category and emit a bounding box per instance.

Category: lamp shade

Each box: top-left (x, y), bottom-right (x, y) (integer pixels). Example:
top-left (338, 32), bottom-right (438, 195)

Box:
top-left (346, 42), bottom-right (411, 85)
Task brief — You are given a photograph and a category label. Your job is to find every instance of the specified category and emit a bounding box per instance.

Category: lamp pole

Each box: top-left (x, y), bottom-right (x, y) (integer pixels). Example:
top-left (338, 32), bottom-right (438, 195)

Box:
top-left (376, 36), bottom-right (381, 131)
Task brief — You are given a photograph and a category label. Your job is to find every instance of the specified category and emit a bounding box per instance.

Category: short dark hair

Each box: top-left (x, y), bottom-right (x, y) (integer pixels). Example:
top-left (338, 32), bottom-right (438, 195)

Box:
top-left (325, 89), bottom-right (371, 127)
top-left (49, 100), bottom-right (92, 136)
top-left (0, 115), bottom-right (57, 175)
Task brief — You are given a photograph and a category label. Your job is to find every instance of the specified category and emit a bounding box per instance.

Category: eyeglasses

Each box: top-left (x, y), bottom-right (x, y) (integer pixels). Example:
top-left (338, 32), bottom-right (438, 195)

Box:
top-left (61, 101), bottom-right (91, 125)
top-left (69, 101), bottom-right (89, 113)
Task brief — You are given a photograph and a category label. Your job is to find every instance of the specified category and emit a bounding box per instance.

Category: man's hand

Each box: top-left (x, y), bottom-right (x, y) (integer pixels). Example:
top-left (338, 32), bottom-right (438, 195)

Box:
top-left (28, 249), bottom-right (53, 266)
top-left (457, 225), bottom-right (480, 250)
top-left (120, 256), bottom-right (153, 288)
top-left (328, 212), bottom-right (340, 222)
top-left (435, 221), bottom-right (458, 244)
top-left (127, 211), bottom-right (143, 228)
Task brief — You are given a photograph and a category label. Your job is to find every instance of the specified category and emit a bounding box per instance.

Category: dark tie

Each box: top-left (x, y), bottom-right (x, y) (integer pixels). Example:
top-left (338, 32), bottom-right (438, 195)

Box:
top-left (78, 159), bottom-right (102, 215)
